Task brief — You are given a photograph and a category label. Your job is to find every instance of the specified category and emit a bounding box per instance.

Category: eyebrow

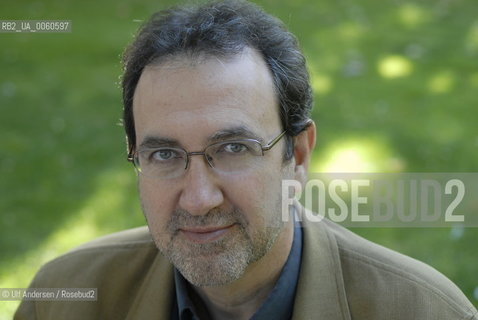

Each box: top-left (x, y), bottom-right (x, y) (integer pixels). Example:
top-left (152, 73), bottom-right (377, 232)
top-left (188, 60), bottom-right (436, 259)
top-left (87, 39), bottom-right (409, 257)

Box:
top-left (138, 126), bottom-right (263, 149)
top-left (139, 136), bottom-right (179, 149)
top-left (208, 126), bottom-right (263, 143)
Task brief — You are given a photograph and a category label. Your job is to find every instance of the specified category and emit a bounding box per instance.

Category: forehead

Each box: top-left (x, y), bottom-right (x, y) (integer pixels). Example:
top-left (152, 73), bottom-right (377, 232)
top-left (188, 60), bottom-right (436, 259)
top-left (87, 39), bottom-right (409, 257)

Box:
top-left (132, 49), bottom-right (281, 146)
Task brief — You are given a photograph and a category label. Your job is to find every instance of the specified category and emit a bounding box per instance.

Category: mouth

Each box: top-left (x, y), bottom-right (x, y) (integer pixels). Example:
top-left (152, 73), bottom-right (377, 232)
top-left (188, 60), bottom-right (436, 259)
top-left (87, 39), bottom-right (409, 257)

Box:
top-left (179, 224), bottom-right (236, 244)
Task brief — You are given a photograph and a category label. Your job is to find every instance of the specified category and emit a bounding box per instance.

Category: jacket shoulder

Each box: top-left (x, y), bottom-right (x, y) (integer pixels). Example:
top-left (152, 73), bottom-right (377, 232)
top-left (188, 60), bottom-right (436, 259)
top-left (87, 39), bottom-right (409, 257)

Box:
top-left (322, 220), bottom-right (478, 319)
top-left (33, 225), bottom-right (159, 289)
top-left (15, 226), bottom-right (166, 320)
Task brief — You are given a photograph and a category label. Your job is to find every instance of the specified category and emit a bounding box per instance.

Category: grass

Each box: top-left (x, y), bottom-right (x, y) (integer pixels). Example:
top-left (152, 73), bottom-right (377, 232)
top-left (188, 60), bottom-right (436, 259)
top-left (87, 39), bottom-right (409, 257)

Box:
top-left (1, 0), bottom-right (477, 317)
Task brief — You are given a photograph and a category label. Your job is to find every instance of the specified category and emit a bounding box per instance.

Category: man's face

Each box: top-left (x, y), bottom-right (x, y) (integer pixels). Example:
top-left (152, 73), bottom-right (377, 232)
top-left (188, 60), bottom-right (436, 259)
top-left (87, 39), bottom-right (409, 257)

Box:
top-left (132, 49), bottom-right (295, 287)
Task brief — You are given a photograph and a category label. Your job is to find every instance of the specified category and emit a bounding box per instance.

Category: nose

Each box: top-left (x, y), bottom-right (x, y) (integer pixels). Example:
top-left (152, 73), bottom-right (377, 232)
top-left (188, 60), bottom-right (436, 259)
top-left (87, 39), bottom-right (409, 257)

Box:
top-left (178, 155), bottom-right (224, 216)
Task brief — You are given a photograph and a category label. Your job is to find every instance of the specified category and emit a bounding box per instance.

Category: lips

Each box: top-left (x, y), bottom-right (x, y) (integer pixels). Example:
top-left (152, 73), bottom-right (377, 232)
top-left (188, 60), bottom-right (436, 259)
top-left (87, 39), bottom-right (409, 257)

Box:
top-left (179, 224), bottom-right (235, 243)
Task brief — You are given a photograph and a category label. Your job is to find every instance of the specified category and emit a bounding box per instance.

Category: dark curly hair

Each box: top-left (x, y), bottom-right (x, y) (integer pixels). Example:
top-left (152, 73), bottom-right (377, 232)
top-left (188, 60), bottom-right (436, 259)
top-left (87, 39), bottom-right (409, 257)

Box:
top-left (122, 0), bottom-right (313, 160)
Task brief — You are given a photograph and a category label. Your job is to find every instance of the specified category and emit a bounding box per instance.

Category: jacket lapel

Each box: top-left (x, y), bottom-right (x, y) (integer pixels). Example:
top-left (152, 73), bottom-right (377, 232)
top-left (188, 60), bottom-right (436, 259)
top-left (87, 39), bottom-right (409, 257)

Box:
top-left (292, 216), bottom-right (351, 320)
top-left (125, 252), bottom-right (175, 319)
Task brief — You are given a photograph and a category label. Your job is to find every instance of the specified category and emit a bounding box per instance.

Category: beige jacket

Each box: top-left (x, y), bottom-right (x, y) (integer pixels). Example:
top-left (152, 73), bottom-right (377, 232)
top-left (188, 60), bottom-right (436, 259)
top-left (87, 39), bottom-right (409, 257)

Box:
top-left (15, 218), bottom-right (478, 319)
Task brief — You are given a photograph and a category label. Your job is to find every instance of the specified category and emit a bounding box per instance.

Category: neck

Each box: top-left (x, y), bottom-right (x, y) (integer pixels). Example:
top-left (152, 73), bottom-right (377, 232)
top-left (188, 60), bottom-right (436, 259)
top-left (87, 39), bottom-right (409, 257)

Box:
top-left (192, 220), bottom-right (295, 320)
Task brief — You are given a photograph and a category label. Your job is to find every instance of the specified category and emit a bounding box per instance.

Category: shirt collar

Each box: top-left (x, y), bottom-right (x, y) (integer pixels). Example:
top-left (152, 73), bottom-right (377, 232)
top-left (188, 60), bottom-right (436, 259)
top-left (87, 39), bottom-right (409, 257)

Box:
top-left (174, 222), bottom-right (303, 320)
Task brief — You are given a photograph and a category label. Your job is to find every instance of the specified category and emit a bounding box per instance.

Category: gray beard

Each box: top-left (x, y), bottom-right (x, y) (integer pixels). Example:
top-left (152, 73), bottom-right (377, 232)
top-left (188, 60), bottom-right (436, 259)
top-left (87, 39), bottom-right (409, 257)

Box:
top-left (150, 207), bottom-right (283, 287)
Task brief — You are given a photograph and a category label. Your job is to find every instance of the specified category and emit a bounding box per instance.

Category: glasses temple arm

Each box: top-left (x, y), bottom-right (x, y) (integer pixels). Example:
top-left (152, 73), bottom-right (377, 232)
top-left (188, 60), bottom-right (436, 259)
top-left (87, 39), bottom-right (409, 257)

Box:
top-left (262, 131), bottom-right (286, 151)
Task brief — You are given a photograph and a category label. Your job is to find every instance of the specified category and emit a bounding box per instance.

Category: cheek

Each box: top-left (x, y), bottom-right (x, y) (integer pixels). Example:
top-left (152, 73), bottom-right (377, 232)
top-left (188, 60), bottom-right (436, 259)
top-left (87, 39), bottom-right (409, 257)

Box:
top-left (138, 178), bottom-right (175, 227)
top-left (225, 169), bottom-right (284, 218)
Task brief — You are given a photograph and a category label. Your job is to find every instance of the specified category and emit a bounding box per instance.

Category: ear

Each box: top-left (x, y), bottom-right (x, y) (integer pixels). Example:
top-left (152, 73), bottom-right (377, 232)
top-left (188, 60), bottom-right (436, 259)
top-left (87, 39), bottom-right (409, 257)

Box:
top-left (293, 121), bottom-right (316, 184)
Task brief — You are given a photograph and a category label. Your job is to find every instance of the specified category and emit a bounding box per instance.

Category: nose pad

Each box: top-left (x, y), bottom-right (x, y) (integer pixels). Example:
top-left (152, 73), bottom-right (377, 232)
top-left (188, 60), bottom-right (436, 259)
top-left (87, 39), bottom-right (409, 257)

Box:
top-left (204, 153), bottom-right (214, 167)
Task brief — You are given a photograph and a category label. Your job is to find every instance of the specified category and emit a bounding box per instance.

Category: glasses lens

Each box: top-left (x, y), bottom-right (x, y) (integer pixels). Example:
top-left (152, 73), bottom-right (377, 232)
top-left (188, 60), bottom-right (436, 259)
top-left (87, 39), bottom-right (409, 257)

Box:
top-left (206, 140), bottom-right (263, 173)
top-left (136, 148), bottom-right (186, 179)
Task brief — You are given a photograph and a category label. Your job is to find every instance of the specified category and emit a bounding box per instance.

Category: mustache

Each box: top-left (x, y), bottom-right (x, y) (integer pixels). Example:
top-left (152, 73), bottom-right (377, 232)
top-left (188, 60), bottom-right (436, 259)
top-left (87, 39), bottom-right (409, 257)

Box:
top-left (167, 207), bottom-right (248, 233)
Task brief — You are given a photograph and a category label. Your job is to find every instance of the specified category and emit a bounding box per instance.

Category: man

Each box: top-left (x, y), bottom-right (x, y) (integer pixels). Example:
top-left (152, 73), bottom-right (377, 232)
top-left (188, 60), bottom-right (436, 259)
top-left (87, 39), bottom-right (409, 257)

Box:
top-left (15, 0), bottom-right (477, 319)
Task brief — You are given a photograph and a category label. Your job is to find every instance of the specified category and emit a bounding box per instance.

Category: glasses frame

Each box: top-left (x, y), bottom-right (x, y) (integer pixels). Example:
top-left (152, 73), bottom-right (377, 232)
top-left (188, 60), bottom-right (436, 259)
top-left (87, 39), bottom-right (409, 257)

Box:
top-left (127, 130), bottom-right (286, 177)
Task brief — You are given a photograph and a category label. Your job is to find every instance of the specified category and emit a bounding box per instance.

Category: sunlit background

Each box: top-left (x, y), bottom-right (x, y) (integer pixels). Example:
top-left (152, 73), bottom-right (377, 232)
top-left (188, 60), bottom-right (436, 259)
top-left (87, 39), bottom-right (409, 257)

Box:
top-left (1, 0), bottom-right (477, 317)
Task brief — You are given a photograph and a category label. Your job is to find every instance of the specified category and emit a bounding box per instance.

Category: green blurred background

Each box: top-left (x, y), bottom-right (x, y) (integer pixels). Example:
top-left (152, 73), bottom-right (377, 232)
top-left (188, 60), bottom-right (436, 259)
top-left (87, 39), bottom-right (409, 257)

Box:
top-left (1, 0), bottom-right (477, 317)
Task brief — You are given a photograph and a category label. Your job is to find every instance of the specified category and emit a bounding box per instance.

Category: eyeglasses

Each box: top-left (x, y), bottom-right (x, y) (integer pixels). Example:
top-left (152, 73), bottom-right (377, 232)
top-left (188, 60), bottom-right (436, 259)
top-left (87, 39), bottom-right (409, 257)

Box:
top-left (127, 131), bottom-right (286, 179)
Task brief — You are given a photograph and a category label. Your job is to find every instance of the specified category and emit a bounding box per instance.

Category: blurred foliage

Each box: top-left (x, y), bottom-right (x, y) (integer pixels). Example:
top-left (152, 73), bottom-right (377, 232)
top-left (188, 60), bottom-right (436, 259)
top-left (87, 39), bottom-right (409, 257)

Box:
top-left (1, 0), bottom-right (477, 317)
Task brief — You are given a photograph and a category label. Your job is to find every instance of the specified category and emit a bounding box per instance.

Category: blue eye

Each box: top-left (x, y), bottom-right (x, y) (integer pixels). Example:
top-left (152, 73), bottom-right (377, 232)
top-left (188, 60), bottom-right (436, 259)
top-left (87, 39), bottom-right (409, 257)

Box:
top-left (223, 143), bottom-right (248, 153)
top-left (151, 149), bottom-right (176, 161)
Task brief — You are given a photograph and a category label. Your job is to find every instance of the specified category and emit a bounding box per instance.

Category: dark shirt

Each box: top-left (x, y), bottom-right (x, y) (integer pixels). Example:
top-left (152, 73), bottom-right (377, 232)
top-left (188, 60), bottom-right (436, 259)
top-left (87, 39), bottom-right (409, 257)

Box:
top-left (172, 222), bottom-right (303, 320)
